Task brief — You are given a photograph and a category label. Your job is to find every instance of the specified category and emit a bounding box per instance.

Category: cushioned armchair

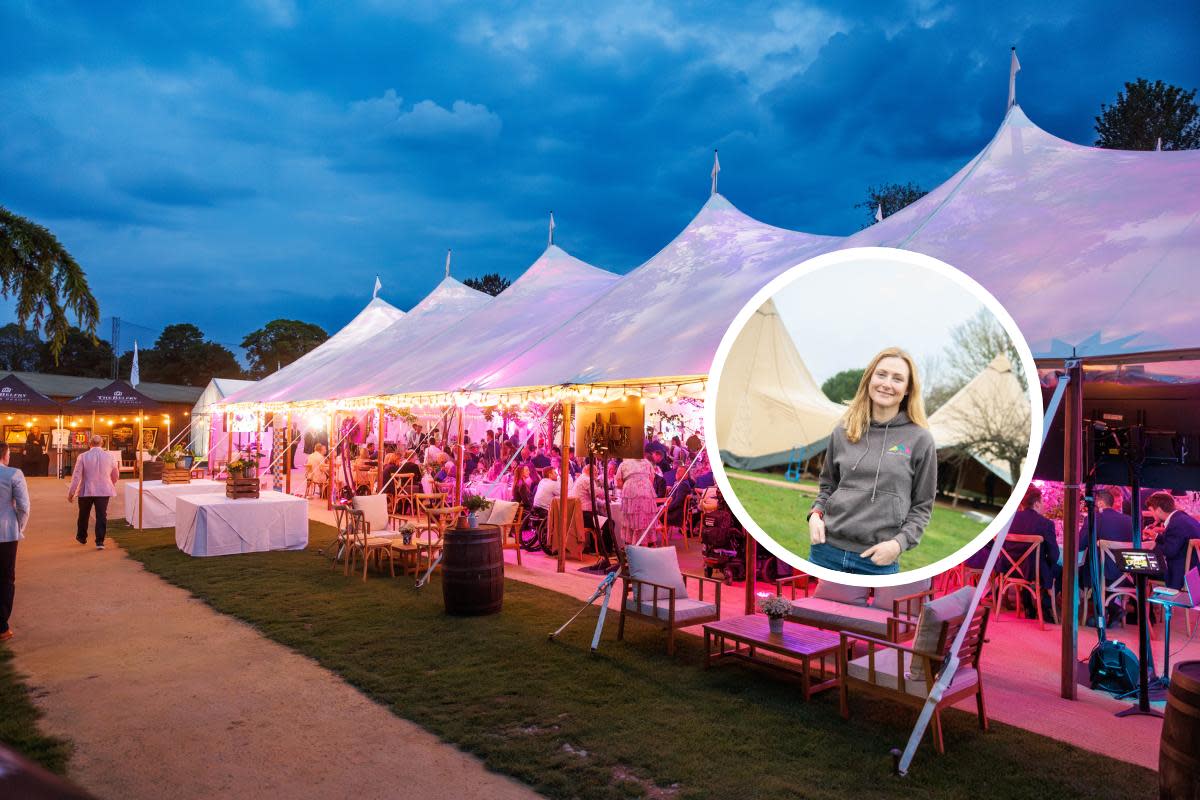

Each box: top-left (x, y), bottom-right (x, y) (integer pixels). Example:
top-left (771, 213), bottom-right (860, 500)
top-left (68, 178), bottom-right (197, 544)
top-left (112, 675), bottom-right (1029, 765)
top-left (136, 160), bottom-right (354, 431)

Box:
top-left (838, 586), bottom-right (990, 754)
top-left (618, 545), bottom-right (722, 654)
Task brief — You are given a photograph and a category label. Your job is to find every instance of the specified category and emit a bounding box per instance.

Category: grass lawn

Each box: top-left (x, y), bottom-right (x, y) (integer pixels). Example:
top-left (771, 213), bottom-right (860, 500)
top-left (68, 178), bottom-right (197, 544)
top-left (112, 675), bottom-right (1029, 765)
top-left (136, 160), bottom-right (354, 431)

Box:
top-left (109, 520), bottom-right (1151, 800)
top-left (727, 475), bottom-right (986, 571)
top-left (0, 647), bottom-right (71, 775)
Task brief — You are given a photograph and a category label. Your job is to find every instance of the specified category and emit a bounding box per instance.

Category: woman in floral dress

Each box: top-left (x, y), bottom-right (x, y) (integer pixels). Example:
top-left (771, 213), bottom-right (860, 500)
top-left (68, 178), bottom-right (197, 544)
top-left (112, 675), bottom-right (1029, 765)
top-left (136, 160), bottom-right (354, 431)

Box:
top-left (617, 445), bottom-right (659, 548)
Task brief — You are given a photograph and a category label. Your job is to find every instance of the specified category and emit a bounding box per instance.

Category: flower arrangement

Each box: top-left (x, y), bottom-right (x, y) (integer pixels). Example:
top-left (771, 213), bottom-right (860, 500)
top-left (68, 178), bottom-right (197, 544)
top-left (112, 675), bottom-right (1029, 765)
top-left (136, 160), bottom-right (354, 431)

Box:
top-left (159, 445), bottom-right (195, 466)
top-left (461, 493), bottom-right (493, 514)
top-left (756, 593), bottom-right (793, 619)
top-left (226, 457), bottom-right (256, 478)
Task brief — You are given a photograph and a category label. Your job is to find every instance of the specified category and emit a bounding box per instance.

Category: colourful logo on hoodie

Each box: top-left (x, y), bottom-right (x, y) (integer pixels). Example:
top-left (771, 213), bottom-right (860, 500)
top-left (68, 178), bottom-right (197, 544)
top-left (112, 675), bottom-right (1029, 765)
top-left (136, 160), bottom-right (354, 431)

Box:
top-left (887, 443), bottom-right (911, 456)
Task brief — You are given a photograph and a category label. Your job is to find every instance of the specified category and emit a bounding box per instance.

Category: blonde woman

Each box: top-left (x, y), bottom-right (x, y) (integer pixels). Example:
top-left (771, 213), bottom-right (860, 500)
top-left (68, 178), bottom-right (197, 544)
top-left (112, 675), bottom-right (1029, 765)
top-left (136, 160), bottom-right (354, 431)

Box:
top-left (807, 347), bottom-right (936, 575)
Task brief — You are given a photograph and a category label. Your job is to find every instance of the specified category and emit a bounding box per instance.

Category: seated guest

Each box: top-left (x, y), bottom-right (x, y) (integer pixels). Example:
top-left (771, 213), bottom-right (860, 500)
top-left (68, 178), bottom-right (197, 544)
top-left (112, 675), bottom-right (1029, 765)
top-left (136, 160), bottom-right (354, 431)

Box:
top-left (306, 444), bottom-right (329, 485)
top-left (532, 467), bottom-right (564, 511)
top-left (1006, 485), bottom-right (1059, 619)
top-left (533, 467), bottom-right (569, 512)
top-left (364, 442), bottom-right (378, 465)
top-left (380, 453), bottom-right (401, 496)
top-left (435, 456), bottom-right (455, 483)
top-left (694, 469), bottom-right (715, 489)
top-left (572, 462), bottom-right (615, 564)
top-left (665, 466), bottom-right (696, 529)
top-left (567, 447), bottom-right (582, 478)
top-left (397, 450), bottom-right (423, 493)
top-left (531, 446), bottom-right (552, 470)
top-left (1078, 488), bottom-right (1133, 584)
top-left (461, 444), bottom-right (480, 480)
top-left (511, 465), bottom-right (534, 514)
top-left (1147, 491), bottom-right (1199, 589)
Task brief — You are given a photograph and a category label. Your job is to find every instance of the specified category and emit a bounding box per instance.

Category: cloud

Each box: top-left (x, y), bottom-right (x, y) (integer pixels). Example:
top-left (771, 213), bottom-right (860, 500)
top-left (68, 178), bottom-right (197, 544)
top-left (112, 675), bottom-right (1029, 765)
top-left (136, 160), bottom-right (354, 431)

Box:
top-left (349, 90), bottom-right (502, 140)
top-left (115, 170), bottom-right (256, 208)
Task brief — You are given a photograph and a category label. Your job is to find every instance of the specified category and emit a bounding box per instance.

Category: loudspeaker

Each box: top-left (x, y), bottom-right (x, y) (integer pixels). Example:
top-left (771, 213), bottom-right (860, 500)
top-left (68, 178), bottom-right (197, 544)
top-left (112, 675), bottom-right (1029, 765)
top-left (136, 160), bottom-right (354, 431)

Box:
top-left (1088, 640), bottom-right (1139, 695)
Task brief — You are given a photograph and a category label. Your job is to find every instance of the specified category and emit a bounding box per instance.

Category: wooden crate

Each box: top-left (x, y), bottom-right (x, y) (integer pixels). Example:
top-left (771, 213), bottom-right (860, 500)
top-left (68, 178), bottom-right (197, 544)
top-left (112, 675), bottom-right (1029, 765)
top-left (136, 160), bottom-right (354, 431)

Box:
top-left (225, 477), bottom-right (260, 500)
top-left (161, 467), bottom-right (192, 485)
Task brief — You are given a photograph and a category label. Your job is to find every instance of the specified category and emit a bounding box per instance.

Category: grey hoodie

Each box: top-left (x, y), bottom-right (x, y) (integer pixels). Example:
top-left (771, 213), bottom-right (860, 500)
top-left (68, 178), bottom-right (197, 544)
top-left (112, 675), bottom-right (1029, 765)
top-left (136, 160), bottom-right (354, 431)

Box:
top-left (811, 410), bottom-right (936, 554)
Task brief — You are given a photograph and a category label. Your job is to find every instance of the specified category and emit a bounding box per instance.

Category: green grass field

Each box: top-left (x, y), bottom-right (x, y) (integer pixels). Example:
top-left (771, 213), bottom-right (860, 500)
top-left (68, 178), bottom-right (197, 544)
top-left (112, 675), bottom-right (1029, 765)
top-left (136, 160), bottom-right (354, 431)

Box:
top-left (108, 520), bottom-right (1151, 800)
top-left (0, 647), bottom-right (71, 775)
top-left (727, 474), bottom-right (986, 571)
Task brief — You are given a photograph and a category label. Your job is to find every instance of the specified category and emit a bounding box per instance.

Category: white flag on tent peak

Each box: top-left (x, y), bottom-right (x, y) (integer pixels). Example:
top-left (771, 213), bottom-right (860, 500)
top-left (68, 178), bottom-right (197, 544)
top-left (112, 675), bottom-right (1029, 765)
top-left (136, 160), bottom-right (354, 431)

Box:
top-left (1007, 47), bottom-right (1021, 109)
top-left (710, 150), bottom-right (721, 195)
top-left (445, 249), bottom-right (452, 278)
top-left (548, 212), bottom-right (556, 246)
top-left (130, 341), bottom-right (140, 387)
top-left (373, 275), bottom-right (382, 298)
top-left (875, 203), bottom-right (884, 223)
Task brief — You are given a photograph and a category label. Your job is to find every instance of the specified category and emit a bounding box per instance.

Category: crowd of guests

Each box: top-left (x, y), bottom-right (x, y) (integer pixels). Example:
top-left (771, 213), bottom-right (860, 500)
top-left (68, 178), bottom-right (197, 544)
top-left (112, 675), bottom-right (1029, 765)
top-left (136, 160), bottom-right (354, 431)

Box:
top-left (967, 483), bottom-right (1200, 624)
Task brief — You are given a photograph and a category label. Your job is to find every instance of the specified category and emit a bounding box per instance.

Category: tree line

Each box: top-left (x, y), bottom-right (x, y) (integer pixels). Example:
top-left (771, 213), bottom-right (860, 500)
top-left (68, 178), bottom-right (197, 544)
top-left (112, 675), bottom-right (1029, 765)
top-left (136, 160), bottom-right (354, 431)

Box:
top-left (0, 319), bottom-right (329, 386)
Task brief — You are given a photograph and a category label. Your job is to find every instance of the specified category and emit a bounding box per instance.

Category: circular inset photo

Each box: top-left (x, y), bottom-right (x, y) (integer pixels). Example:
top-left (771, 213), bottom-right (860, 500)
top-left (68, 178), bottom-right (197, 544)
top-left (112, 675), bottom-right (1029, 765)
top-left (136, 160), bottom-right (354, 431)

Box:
top-left (705, 246), bottom-right (1043, 587)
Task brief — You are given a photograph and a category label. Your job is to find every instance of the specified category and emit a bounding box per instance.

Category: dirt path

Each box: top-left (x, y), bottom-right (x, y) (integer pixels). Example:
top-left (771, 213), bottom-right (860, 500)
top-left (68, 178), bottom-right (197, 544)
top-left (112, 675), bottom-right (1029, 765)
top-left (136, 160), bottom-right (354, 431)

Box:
top-left (5, 478), bottom-right (540, 800)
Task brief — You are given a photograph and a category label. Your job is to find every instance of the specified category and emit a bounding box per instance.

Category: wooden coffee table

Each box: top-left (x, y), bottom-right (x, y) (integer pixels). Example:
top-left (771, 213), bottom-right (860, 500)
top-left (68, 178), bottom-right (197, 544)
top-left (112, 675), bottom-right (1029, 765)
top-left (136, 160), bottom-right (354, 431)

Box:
top-left (703, 615), bottom-right (841, 700)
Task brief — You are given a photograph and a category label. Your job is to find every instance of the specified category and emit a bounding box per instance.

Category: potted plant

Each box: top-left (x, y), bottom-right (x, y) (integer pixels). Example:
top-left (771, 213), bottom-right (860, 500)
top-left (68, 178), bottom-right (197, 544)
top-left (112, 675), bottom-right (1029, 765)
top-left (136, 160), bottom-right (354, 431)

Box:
top-left (160, 447), bottom-right (179, 466)
top-left (461, 493), bottom-right (492, 528)
top-left (226, 458), bottom-right (250, 479)
top-left (756, 593), bottom-right (793, 635)
top-left (398, 521), bottom-right (416, 546)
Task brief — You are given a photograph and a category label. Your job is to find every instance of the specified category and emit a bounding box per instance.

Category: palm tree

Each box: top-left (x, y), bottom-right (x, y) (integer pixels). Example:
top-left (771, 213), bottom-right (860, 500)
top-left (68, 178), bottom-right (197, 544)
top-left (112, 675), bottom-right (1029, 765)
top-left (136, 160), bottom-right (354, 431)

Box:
top-left (0, 206), bottom-right (99, 361)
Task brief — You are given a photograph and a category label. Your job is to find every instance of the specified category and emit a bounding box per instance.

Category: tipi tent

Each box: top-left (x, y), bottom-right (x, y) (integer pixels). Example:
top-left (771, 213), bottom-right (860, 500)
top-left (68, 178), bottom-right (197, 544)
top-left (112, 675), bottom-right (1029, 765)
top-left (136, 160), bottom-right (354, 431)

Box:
top-left (927, 354), bottom-right (1029, 484)
top-left (715, 298), bottom-right (845, 469)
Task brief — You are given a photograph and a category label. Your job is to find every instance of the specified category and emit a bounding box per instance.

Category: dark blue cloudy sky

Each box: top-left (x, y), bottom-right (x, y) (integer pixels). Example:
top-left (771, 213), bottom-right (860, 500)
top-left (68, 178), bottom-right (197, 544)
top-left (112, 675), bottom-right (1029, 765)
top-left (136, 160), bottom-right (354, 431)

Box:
top-left (2, 1), bottom-right (1197, 352)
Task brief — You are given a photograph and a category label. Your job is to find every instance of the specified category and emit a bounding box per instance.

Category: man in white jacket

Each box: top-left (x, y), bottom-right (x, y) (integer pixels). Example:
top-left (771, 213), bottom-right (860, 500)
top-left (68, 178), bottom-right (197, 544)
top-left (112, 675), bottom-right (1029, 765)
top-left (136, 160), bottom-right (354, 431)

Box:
top-left (0, 442), bottom-right (31, 642)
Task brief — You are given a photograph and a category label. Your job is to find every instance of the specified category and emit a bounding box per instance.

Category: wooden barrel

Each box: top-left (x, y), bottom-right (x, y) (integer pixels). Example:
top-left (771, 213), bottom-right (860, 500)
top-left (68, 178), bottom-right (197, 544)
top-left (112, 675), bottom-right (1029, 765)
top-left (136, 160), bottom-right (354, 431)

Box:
top-left (442, 524), bottom-right (504, 616)
top-left (1161, 660), bottom-right (1200, 800)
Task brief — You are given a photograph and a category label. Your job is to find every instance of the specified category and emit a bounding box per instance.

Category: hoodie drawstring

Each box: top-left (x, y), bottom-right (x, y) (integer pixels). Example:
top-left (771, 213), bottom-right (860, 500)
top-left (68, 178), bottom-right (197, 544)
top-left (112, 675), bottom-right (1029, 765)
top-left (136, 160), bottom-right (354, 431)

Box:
top-left (870, 420), bottom-right (891, 502)
top-left (851, 427), bottom-right (871, 472)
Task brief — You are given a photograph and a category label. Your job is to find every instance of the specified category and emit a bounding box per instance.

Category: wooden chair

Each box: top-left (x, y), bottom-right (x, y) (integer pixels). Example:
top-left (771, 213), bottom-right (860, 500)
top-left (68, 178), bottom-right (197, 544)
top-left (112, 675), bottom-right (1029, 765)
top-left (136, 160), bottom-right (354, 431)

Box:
top-left (414, 505), bottom-right (462, 575)
top-left (343, 510), bottom-right (399, 582)
top-left (839, 603), bottom-right (991, 755)
top-left (324, 505), bottom-right (355, 563)
top-left (617, 545), bottom-right (722, 655)
top-left (1096, 540), bottom-right (1139, 625)
top-left (1186, 539), bottom-right (1200, 634)
top-left (774, 572), bottom-right (815, 600)
top-left (993, 534), bottom-right (1047, 629)
top-left (489, 501), bottom-right (524, 567)
top-left (388, 473), bottom-right (416, 516)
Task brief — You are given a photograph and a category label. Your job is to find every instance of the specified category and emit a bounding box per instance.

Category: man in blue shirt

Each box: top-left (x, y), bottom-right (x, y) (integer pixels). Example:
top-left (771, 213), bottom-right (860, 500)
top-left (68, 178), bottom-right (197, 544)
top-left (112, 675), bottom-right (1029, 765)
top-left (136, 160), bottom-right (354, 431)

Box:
top-left (1146, 491), bottom-right (1200, 589)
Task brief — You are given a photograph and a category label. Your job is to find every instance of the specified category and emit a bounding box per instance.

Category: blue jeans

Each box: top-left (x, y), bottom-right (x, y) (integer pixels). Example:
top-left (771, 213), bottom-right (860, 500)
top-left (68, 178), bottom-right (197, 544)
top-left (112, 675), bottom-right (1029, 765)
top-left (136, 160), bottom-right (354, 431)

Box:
top-left (808, 542), bottom-right (900, 576)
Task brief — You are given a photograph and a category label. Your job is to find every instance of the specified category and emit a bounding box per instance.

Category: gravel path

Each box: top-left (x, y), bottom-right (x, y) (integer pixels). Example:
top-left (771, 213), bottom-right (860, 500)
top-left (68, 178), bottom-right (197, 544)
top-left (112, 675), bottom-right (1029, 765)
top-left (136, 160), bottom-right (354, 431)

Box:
top-left (5, 478), bottom-right (540, 800)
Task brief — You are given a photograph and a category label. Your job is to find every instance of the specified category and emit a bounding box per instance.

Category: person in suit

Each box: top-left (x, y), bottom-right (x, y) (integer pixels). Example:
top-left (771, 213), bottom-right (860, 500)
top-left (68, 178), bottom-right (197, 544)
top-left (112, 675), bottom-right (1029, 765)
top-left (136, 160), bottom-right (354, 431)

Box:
top-left (1146, 491), bottom-right (1200, 589)
top-left (68, 434), bottom-right (120, 549)
top-left (1077, 488), bottom-right (1134, 624)
top-left (1006, 485), bottom-right (1059, 620)
top-left (0, 442), bottom-right (31, 642)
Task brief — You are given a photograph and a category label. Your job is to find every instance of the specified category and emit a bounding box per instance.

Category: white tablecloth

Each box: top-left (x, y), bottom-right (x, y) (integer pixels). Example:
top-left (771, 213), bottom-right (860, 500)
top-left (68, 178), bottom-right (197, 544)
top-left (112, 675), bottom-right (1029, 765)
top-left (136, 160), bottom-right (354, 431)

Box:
top-left (124, 480), bottom-right (226, 528)
top-left (175, 492), bottom-right (309, 557)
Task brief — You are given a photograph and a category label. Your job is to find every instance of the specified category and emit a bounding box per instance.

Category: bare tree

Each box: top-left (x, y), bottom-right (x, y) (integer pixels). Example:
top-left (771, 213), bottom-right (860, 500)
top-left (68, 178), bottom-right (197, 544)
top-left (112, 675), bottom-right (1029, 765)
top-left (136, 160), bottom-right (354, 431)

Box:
top-left (944, 309), bottom-right (1026, 392)
top-left (939, 384), bottom-right (1031, 487)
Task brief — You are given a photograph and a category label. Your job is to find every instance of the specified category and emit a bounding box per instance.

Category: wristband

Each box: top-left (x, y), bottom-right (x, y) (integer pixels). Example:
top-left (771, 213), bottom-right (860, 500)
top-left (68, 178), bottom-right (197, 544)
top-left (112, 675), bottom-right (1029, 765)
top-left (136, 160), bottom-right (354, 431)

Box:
top-left (807, 508), bottom-right (823, 521)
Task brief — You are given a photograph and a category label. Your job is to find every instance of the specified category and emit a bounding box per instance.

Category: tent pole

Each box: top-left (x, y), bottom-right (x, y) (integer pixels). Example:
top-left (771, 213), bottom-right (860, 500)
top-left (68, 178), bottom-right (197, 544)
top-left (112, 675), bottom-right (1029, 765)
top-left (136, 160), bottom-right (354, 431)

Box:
top-left (744, 533), bottom-right (757, 614)
top-left (56, 412), bottom-right (63, 479)
top-left (137, 408), bottom-right (144, 530)
top-left (327, 412), bottom-right (335, 510)
top-left (557, 401), bottom-right (572, 573)
top-left (1060, 359), bottom-right (1083, 700)
top-left (285, 411), bottom-right (293, 495)
top-left (255, 408), bottom-right (262, 485)
top-left (224, 412), bottom-right (232, 479)
top-left (455, 403), bottom-right (465, 506)
top-left (377, 403), bottom-right (385, 494)
top-left (90, 410), bottom-right (96, 446)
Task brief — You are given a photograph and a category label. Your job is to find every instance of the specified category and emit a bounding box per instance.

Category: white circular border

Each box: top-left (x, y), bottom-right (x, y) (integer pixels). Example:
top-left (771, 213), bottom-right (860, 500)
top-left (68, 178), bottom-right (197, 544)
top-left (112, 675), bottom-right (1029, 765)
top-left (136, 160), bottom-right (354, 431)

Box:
top-left (703, 246), bottom-right (1044, 588)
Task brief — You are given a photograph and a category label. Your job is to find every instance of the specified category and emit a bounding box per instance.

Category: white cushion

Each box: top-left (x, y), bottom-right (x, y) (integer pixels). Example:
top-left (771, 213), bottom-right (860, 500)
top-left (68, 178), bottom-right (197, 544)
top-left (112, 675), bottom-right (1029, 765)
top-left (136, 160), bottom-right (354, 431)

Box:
top-left (872, 579), bottom-right (931, 612)
top-left (624, 597), bottom-right (717, 624)
top-left (486, 499), bottom-right (518, 527)
top-left (909, 586), bottom-right (974, 680)
top-left (352, 494), bottom-right (390, 532)
top-left (847, 648), bottom-right (978, 699)
top-left (788, 597), bottom-right (892, 638)
top-left (813, 579), bottom-right (870, 606)
top-left (625, 545), bottom-right (688, 600)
